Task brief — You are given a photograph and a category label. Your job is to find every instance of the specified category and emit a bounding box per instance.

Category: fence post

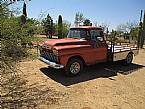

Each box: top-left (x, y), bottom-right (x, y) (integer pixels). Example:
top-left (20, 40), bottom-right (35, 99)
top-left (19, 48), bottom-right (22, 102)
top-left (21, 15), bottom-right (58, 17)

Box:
top-left (141, 10), bottom-right (145, 48)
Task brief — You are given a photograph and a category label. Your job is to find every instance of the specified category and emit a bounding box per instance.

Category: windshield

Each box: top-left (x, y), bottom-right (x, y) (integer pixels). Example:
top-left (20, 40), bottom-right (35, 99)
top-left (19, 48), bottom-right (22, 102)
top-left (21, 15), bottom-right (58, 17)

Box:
top-left (67, 29), bottom-right (87, 39)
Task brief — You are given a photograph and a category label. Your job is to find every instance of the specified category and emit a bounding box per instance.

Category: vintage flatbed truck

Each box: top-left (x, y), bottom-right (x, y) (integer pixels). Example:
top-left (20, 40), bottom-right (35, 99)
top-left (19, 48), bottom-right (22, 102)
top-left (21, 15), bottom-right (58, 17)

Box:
top-left (39, 26), bottom-right (139, 76)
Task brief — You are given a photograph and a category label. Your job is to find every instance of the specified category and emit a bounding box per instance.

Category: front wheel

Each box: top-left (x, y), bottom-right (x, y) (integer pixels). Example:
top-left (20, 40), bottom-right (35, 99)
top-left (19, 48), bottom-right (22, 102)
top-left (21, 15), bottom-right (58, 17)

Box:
top-left (65, 58), bottom-right (84, 76)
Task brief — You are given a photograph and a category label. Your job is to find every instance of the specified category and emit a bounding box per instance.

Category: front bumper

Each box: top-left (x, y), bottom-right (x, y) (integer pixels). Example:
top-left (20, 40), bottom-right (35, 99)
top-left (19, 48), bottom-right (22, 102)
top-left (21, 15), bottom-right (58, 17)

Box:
top-left (38, 57), bottom-right (64, 69)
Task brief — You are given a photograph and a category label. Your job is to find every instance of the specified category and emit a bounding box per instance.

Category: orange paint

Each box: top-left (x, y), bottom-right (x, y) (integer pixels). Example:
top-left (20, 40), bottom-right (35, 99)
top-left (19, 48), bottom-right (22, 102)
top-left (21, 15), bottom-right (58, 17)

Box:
top-left (40, 26), bottom-right (108, 67)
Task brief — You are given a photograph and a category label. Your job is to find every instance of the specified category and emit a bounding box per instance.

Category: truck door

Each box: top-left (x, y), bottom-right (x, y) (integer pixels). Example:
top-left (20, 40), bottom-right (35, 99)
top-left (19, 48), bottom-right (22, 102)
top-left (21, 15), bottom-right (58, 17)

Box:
top-left (89, 29), bottom-right (108, 62)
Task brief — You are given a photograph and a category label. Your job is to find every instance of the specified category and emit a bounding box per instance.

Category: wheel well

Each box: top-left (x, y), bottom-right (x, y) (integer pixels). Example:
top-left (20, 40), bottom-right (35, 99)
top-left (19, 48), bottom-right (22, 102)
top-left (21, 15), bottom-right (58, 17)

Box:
top-left (68, 56), bottom-right (86, 65)
top-left (126, 52), bottom-right (134, 59)
top-left (128, 51), bottom-right (134, 55)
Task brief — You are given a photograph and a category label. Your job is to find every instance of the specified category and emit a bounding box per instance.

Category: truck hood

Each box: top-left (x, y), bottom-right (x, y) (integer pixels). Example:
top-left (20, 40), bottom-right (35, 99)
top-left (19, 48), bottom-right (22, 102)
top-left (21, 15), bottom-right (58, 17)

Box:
top-left (43, 38), bottom-right (87, 47)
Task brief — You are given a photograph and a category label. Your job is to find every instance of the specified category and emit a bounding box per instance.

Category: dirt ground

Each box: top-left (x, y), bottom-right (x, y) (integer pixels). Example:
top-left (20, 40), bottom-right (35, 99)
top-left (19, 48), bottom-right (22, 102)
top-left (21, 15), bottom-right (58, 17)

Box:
top-left (19, 49), bottom-right (145, 109)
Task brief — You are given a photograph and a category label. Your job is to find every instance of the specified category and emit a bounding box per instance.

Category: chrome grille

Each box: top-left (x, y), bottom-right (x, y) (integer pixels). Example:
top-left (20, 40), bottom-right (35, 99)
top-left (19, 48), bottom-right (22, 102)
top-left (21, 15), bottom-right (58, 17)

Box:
top-left (39, 46), bottom-right (59, 63)
top-left (41, 52), bottom-right (59, 63)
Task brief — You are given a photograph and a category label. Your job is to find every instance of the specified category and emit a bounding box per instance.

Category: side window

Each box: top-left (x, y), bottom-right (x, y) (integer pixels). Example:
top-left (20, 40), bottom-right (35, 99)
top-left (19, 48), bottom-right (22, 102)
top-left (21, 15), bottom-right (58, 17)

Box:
top-left (80, 30), bottom-right (87, 38)
top-left (90, 30), bottom-right (103, 41)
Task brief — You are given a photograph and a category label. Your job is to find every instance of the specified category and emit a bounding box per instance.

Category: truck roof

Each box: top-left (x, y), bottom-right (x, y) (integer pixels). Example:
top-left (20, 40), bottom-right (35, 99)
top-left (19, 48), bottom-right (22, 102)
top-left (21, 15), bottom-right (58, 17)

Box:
top-left (71, 26), bottom-right (103, 30)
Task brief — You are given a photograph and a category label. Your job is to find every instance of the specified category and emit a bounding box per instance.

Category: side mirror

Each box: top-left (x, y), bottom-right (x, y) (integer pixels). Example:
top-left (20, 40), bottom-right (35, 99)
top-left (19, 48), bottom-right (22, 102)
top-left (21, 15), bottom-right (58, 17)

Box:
top-left (97, 37), bottom-right (104, 41)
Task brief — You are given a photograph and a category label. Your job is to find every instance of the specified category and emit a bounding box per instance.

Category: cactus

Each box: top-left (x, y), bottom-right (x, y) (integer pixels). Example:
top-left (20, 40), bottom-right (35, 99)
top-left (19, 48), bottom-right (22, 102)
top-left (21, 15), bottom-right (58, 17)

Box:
top-left (141, 10), bottom-right (145, 48)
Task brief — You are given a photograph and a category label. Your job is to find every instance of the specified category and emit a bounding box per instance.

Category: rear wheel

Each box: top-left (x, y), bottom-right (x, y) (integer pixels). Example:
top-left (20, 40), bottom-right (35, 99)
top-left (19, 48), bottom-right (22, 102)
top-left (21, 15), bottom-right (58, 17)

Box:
top-left (124, 53), bottom-right (133, 65)
top-left (65, 58), bottom-right (84, 76)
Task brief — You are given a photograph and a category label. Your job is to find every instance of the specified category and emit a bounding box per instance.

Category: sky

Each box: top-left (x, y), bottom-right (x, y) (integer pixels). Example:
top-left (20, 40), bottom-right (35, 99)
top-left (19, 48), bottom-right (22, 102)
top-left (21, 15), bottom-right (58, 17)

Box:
top-left (13, 0), bottom-right (145, 30)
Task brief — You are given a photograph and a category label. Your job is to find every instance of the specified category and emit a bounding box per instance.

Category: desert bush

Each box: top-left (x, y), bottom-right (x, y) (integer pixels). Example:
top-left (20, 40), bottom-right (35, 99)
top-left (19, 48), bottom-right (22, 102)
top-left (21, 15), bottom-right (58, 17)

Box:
top-left (0, 1), bottom-right (54, 109)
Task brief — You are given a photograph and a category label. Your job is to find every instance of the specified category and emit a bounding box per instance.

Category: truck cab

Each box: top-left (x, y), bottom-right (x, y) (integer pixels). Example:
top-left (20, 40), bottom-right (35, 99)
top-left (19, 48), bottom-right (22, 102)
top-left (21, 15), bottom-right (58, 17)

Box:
top-left (39, 26), bottom-right (138, 76)
top-left (67, 26), bottom-right (108, 63)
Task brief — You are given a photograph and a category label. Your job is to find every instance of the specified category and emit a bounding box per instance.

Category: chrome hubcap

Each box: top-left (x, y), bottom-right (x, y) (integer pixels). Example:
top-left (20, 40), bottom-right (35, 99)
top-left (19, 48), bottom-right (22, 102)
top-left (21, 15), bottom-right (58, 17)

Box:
top-left (70, 62), bottom-right (81, 74)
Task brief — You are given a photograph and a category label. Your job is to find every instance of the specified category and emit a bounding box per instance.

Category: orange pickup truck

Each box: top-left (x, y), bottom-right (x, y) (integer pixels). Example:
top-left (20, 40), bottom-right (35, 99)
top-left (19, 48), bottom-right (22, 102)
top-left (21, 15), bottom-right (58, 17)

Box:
top-left (39, 26), bottom-right (138, 76)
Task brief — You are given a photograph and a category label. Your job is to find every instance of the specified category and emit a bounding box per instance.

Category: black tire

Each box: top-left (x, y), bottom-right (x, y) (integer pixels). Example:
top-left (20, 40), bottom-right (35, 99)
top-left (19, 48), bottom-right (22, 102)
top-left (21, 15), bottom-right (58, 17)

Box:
top-left (124, 53), bottom-right (133, 65)
top-left (65, 58), bottom-right (84, 76)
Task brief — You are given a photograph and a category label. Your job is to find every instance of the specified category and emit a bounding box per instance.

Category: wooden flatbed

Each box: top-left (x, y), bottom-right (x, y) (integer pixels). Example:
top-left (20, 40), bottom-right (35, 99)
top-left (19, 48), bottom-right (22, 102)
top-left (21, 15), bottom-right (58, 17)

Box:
top-left (108, 44), bottom-right (139, 61)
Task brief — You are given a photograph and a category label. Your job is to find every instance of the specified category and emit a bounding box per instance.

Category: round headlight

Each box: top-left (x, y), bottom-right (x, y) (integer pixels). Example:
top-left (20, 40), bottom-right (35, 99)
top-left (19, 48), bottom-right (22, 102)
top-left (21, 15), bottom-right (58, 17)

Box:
top-left (53, 49), bottom-right (58, 56)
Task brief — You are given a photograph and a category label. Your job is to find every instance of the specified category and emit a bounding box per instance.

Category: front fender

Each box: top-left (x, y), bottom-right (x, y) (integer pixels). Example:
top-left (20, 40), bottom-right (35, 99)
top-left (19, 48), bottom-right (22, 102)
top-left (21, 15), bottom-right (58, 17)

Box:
top-left (59, 53), bottom-right (83, 67)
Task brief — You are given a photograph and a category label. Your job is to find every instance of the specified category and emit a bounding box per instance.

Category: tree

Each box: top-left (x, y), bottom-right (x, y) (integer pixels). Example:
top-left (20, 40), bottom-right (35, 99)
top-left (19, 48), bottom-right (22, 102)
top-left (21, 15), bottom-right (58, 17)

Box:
top-left (74, 12), bottom-right (84, 27)
top-left (117, 21), bottom-right (138, 33)
top-left (62, 20), bottom-right (71, 37)
top-left (58, 15), bottom-right (63, 39)
top-left (95, 22), bottom-right (109, 33)
top-left (23, 2), bottom-right (27, 17)
top-left (100, 23), bottom-right (109, 33)
top-left (0, 1), bottom-right (39, 108)
top-left (54, 20), bottom-right (70, 38)
top-left (50, 18), bottom-right (53, 38)
top-left (83, 19), bottom-right (92, 26)
top-left (1, 1), bottom-right (63, 108)
top-left (10, 0), bottom-right (31, 3)
top-left (42, 14), bottom-right (53, 38)
top-left (21, 2), bottom-right (27, 24)
top-left (130, 27), bottom-right (139, 41)
top-left (116, 21), bottom-right (138, 42)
